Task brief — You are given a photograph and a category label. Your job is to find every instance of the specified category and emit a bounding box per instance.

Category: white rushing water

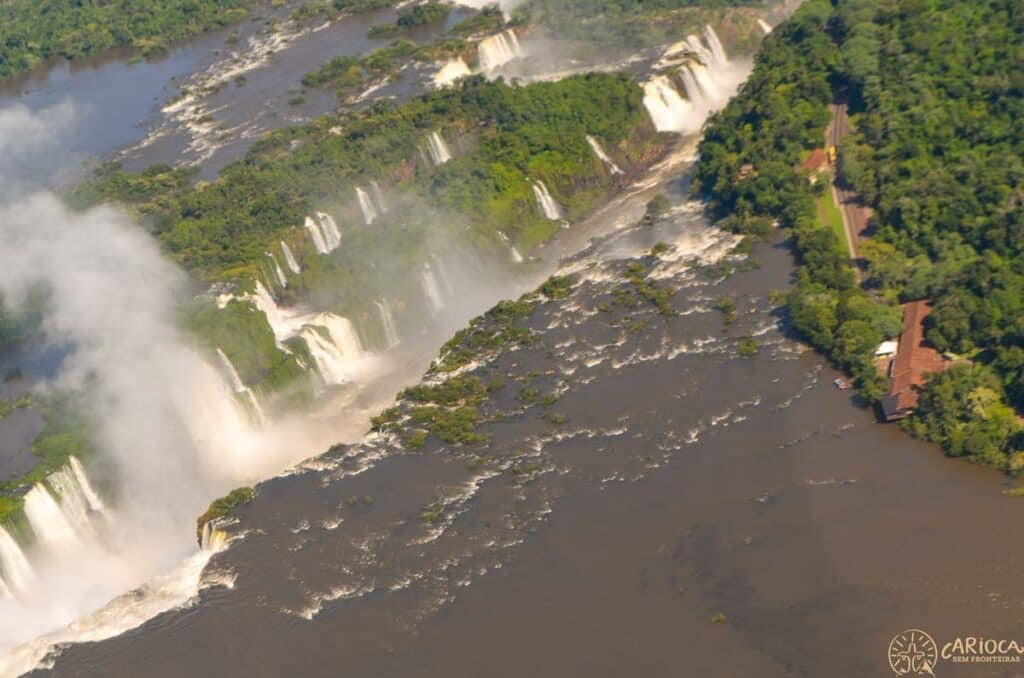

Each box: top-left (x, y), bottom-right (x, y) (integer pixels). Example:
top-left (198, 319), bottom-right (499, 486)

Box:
top-left (0, 527), bottom-right (35, 597)
top-left (532, 181), bottom-right (563, 220)
top-left (356, 187), bottom-right (377, 225)
top-left (375, 300), bottom-right (400, 349)
top-left (267, 252), bottom-right (288, 288)
top-left (426, 130), bottom-right (452, 165)
top-left (433, 57), bottom-right (472, 88)
top-left (757, 18), bottom-right (773, 35)
top-left (642, 25), bottom-right (746, 135)
top-left (281, 241), bottom-right (301, 275)
top-left (478, 29), bottom-right (523, 72)
top-left (216, 348), bottom-right (267, 425)
top-left (586, 135), bottom-right (623, 175)
top-left (421, 263), bottom-right (445, 314)
top-left (317, 212), bottom-right (342, 251)
top-left (247, 281), bottom-right (371, 388)
top-left (702, 24), bottom-right (728, 66)
top-left (304, 215), bottom-right (330, 254)
top-left (498, 232), bottom-right (524, 263)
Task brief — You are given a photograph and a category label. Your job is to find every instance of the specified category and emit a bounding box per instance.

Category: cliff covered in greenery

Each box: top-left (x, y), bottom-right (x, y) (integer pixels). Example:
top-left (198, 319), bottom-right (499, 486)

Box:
top-left (695, 0), bottom-right (1024, 471)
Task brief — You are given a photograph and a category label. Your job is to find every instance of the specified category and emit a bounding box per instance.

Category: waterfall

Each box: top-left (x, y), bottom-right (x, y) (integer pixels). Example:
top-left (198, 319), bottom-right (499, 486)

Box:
top-left (498, 232), bottom-right (523, 263)
top-left (304, 216), bottom-right (329, 254)
top-left (266, 253), bottom-right (288, 288)
top-left (433, 57), bottom-right (471, 88)
top-left (23, 484), bottom-right (81, 550)
top-left (702, 25), bottom-right (728, 65)
top-left (478, 29), bottom-right (522, 72)
top-left (216, 348), bottom-right (266, 425)
top-left (0, 526), bottom-right (35, 596)
top-left (421, 263), bottom-right (444, 314)
top-left (370, 181), bottom-right (388, 214)
top-left (281, 241), bottom-right (301, 274)
top-left (356, 187), bottom-right (377, 225)
top-left (532, 181), bottom-right (563, 220)
top-left (684, 35), bottom-right (713, 65)
top-left (757, 18), bottom-right (773, 35)
top-left (643, 76), bottom-right (695, 134)
top-left (687, 62), bottom-right (720, 100)
top-left (316, 212), bottom-right (342, 251)
top-left (298, 314), bottom-right (365, 386)
top-left (426, 130), bottom-right (452, 165)
top-left (200, 521), bottom-right (227, 552)
top-left (586, 135), bottom-right (622, 175)
top-left (432, 254), bottom-right (455, 296)
top-left (47, 466), bottom-right (98, 537)
top-left (69, 456), bottom-right (106, 515)
top-left (375, 300), bottom-right (400, 349)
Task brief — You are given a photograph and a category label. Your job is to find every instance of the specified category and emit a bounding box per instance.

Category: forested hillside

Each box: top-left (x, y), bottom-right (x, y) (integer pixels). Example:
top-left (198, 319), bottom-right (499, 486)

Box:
top-left (696, 0), bottom-right (1024, 470)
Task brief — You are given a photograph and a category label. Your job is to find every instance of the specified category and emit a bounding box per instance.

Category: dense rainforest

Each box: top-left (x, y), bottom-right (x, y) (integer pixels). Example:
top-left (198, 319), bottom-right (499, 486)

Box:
top-left (696, 0), bottom-right (1024, 470)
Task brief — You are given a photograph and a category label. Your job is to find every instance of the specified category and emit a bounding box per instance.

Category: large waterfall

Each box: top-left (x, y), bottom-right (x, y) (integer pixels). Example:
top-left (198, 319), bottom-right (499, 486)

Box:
top-left (356, 187), bottom-right (377, 225)
top-left (426, 130), bottom-right (452, 165)
top-left (23, 485), bottom-right (81, 551)
top-left (267, 252), bottom-right (288, 288)
top-left (702, 24), bottom-right (728, 65)
top-left (642, 25), bottom-right (742, 135)
top-left (586, 135), bottom-right (623, 175)
top-left (375, 300), bottom-right (400, 349)
top-left (478, 29), bottom-right (522, 72)
top-left (643, 76), bottom-right (694, 134)
top-left (216, 348), bottom-right (266, 425)
top-left (433, 57), bottom-right (471, 88)
top-left (0, 527), bottom-right (35, 597)
top-left (532, 181), bottom-right (563, 221)
top-left (247, 281), bottom-right (370, 387)
top-left (281, 241), bottom-right (301, 275)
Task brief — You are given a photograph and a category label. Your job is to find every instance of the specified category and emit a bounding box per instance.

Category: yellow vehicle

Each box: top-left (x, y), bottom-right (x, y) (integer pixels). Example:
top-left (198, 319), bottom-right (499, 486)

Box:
top-left (827, 145), bottom-right (837, 165)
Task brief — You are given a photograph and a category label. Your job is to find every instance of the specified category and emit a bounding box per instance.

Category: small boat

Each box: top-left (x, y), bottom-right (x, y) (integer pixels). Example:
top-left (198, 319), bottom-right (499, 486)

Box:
top-left (833, 377), bottom-right (850, 390)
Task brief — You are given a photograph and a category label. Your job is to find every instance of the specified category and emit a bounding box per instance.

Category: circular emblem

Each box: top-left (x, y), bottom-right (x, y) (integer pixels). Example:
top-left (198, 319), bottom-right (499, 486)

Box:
top-left (889, 629), bottom-right (939, 676)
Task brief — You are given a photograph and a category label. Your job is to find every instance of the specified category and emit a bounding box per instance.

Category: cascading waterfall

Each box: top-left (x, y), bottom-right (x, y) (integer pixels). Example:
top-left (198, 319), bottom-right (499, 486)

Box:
top-left (586, 135), bottom-right (623, 175)
top-left (687, 62), bottom-right (720, 99)
top-left (297, 314), bottom-right (365, 386)
top-left (702, 25), bottom-right (728, 65)
top-left (498, 232), bottom-right (524, 263)
top-left (642, 76), bottom-right (692, 133)
top-left (370, 181), bottom-right (388, 214)
top-left (757, 18), bottom-right (773, 35)
top-left (426, 130), bottom-right (452, 165)
top-left (69, 457), bottom-right (106, 516)
top-left (281, 241), bottom-right (301, 275)
top-left (356, 187), bottom-right (377, 225)
top-left (374, 300), bottom-right (400, 349)
top-left (478, 29), bottom-right (523, 72)
top-left (216, 348), bottom-right (266, 425)
top-left (433, 57), bottom-right (471, 88)
top-left (200, 521), bottom-right (227, 552)
top-left (0, 526), bottom-right (35, 597)
top-left (316, 212), bottom-right (342, 251)
top-left (421, 263), bottom-right (445, 314)
top-left (266, 253), bottom-right (288, 288)
top-left (245, 281), bottom-right (370, 387)
top-left (304, 216), bottom-right (329, 254)
top-left (23, 484), bottom-right (82, 551)
top-left (47, 466), bottom-right (99, 537)
top-left (684, 35), bottom-right (713, 66)
top-left (532, 181), bottom-right (563, 221)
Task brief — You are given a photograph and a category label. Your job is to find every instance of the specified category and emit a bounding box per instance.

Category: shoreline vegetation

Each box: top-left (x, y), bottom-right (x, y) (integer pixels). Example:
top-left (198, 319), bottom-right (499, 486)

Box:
top-left (695, 0), bottom-right (1024, 472)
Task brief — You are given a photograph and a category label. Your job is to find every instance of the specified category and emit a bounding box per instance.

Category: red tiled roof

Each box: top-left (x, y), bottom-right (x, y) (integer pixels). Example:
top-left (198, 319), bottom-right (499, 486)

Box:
top-left (888, 300), bottom-right (947, 413)
top-left (798, 148), bottom-right (829, 173)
